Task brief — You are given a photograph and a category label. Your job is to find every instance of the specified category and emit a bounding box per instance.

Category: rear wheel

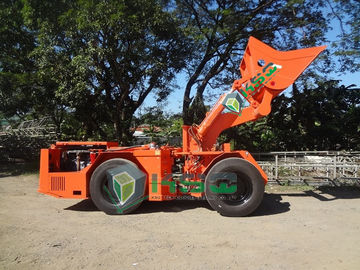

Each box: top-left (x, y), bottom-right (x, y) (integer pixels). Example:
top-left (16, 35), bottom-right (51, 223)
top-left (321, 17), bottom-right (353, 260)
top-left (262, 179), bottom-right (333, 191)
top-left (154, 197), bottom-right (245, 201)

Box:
top-left (90, 158), bottom-right (146, 215)
top-left (205, 157), bottom-right (265, 217)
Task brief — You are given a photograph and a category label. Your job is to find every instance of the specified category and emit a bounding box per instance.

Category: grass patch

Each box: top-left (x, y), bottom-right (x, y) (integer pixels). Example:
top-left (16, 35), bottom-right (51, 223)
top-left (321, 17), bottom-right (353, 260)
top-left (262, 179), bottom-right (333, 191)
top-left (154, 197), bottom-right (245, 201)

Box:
top-left (0, 161), bottom-right (39, 177)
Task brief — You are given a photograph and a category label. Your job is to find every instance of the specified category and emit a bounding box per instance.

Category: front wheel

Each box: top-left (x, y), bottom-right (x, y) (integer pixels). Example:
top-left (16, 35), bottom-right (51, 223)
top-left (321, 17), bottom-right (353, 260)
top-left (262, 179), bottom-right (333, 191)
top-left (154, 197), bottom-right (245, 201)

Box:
top-left (205, 157), bottom-right (265, 217)
top-left (90, 158), bottom-right (146, 215)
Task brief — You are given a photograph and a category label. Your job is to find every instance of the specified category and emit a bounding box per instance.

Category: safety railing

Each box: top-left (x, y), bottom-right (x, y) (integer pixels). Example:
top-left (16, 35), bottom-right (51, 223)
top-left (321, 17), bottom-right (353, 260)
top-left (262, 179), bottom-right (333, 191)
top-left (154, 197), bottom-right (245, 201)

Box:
top-left (253, 151), bottom-right (360, 186)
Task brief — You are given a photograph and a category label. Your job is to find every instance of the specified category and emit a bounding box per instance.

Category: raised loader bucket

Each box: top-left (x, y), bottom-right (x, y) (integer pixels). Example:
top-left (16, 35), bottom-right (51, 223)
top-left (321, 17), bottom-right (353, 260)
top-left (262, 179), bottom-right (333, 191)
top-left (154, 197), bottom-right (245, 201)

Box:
top-left (238, 36), bottom-right (326, 99)
top-left (195, 36), bottom-right (326, 149)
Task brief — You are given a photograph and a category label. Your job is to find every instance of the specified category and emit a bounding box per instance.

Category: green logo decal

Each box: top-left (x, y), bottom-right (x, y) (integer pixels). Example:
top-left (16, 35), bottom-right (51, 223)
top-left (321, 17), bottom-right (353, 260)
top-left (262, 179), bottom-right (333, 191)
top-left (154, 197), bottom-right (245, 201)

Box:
top-left (209, 182), bottom-right (237, 194)
top-left (222, 91), bottom-right (244, 115)
top-left (226, 97), bottom-right (241, 112)
top-left (112, 172), bottom-right (135, 204)
top-left (241, 62), bottom-right (281, 98)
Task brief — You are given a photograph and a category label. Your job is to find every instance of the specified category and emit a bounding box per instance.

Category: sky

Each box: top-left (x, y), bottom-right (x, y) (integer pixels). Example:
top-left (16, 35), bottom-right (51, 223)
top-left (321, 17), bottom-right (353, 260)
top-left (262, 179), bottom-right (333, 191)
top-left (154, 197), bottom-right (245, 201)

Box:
top-left (141, 69), bottom-right (359, 116)
top-left (140, 15), bottom-right (360, 115)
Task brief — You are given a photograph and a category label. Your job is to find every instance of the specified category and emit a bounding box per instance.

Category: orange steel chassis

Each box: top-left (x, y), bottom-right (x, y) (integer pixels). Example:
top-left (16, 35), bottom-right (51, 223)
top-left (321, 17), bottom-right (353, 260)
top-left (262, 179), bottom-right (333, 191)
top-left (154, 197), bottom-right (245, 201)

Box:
top-left (39, 37), bottom-right (326, 201)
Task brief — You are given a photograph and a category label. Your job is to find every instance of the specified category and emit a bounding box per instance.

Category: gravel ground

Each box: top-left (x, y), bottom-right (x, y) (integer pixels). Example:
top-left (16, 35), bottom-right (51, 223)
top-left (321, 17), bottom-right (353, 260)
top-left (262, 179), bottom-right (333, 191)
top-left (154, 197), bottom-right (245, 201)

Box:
top-left (0, 173), bottom-right (359, 270)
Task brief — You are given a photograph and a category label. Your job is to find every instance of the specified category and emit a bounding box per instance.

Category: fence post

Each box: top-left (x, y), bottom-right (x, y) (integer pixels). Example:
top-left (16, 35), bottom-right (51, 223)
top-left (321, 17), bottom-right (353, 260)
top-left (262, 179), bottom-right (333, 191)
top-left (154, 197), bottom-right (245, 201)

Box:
top-left (275, 154), bottom-right (278, 180)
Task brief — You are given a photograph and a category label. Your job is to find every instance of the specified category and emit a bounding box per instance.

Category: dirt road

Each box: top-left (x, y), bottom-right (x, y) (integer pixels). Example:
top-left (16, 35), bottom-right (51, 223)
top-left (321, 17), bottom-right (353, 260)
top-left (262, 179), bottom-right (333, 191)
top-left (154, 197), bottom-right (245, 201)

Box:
top-left (0, 174), bottom-right (359, 270)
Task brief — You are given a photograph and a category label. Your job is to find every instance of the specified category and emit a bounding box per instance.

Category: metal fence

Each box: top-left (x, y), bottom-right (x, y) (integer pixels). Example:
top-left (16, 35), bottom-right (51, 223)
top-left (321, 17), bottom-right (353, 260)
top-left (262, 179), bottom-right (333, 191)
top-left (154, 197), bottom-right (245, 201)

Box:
top-left (1, 118), bottom-right (359, 187)
top-left (253, 151), bottom-right (360, 186)
top-left (0, 117), bottom-right (57, 161)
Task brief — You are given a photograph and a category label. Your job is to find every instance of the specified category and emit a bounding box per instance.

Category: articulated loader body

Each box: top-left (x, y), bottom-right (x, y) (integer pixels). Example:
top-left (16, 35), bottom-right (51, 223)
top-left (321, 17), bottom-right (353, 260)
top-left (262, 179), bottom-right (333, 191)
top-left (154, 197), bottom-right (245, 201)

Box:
top-left (39, 37), bottom-right (326, 216)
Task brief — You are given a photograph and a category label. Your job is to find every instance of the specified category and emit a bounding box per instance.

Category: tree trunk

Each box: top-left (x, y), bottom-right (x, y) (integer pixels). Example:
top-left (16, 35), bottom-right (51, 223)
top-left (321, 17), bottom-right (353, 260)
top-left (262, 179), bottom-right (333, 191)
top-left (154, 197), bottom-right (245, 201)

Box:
top-left (115, 105), bottom-right (135, 145)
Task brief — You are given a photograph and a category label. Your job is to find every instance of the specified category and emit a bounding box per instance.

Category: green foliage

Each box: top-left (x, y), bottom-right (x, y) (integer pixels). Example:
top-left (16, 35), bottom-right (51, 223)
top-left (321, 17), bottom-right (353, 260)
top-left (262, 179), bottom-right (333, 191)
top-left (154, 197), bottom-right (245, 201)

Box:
top-left (136, 106), bottom-right (182, 143)
top-left (220, 82), bottom-right (360, 151)
top-left (177, 0), bottom-right (360, 125)
top-left (1, 0), bottom-right (189, 144)
top-left (1, 0), bottom-right (359, 151)
top-left (165, 116), bottom-right (183, 137)
top-left (0, 0), bottom-right (36, 119)
top-left (33, 0), bottom-right (189, 143)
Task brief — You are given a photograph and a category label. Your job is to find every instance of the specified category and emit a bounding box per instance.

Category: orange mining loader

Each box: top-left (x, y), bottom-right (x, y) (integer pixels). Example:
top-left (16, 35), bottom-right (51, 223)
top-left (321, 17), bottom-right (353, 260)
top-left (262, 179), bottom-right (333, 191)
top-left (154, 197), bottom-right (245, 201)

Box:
top-left (38, 37), bottom-right (326, 216)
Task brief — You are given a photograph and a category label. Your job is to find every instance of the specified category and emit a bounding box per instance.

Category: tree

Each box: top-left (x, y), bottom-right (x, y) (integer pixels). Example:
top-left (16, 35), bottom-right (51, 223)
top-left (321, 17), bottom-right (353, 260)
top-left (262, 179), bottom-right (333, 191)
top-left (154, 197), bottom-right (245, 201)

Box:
top-left (0, 0), bottom-right (36, 119)
top-left (136, 107), bottom-right (182, 144)
top-left (0, 0), bottom-right (190, 143)
top-left (285, 81), bottom-right (360, 150)
top-left (1, 0), bottom-right (359, 149)
top-left (176, 0), bottom-right (360, 125)
top-left (220, 81), bottom-right (360, 151)
top-left (0, 0), bottom-right (72, 136)
top-left (25, 0), bottom-right (189, 143)
top-left (326, 0), bottom-right (360, 73)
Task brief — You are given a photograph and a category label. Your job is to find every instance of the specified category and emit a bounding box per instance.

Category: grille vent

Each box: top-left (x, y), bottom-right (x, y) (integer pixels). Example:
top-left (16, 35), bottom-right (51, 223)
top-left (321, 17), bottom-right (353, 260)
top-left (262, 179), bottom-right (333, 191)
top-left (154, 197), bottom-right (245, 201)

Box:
top-left (50, 176), bottom-right (66, 191)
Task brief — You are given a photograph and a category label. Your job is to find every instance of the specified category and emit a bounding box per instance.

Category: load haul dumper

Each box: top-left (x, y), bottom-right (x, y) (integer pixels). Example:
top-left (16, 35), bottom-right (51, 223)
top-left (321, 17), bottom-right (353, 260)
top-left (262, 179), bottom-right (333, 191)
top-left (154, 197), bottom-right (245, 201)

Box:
top-left (38, 37), bottom-right (326, 216)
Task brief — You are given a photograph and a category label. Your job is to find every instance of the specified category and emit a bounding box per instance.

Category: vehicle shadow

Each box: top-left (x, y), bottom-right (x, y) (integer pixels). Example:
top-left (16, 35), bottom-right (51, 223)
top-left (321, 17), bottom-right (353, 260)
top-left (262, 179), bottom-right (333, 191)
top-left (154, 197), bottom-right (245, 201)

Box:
top-left (64, 198), bottom-right (213, 213)
top-left (65, 186), bottom-right (360, 215)
top-left (132, 194), bottom-right (291, 216)
top-left (251, 193), bottom-right (290, 217)
top-left (64, 192), bottom-right (291, 217)
top-left (279, 186), bottom-right (360, 201)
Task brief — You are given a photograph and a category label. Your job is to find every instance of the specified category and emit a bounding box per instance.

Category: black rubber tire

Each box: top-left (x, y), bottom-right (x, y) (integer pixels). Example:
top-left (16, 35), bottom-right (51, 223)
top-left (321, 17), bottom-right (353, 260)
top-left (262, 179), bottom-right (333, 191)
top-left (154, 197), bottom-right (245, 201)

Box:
top-left (90, 158), bottom-right (143, 215)
top-left (205, 157), bottom-right (265, 217)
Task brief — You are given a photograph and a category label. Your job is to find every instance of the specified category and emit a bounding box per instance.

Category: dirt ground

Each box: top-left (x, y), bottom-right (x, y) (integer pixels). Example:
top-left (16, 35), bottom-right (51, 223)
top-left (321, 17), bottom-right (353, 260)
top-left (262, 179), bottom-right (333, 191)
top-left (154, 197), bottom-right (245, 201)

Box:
top-left (0, 173), bottom-right (359, 270)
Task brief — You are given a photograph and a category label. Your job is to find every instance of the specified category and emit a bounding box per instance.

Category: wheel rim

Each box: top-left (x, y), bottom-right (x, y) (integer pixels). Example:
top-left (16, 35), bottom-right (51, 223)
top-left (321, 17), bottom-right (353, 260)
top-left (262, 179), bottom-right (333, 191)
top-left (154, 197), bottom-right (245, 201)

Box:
top-left (214, 171), bottom-right (253, 206)
top-left (100, 173), bottom-right (119, 205)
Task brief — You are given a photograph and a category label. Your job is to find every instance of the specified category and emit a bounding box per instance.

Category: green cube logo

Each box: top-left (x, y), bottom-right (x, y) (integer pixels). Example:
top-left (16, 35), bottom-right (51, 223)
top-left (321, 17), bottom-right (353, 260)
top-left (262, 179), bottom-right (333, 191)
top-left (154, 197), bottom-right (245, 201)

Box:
top-left (225, 98), bottom-right (240, 112)
top-left (222, 91), bottom-right (243, 113)
top-left (112, 172), bottom-right (135, 205)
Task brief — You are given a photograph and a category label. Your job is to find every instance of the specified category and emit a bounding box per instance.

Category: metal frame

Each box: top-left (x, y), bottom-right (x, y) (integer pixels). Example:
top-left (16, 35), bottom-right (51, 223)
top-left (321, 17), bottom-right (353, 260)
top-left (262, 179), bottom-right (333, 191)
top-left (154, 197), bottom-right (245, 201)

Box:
top-left (255, 151), bottom-right (360, 186)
